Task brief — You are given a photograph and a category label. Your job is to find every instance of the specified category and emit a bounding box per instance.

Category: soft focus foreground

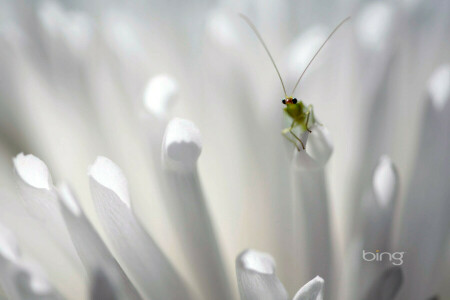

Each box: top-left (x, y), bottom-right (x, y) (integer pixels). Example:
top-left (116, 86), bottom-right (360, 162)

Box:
top-left (0, 0), bottom-right (449, 300)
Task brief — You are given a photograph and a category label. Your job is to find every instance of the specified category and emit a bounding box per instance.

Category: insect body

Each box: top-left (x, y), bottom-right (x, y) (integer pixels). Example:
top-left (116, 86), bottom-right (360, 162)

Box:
top-left (240, 14), bottom-right (350, 151)
top-left (281, 98), bottom-right (315, 150)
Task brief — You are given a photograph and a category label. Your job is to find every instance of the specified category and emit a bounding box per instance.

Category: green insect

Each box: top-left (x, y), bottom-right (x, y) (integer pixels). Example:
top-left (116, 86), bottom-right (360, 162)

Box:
top-left (240, 14), bottom-right (350, 151)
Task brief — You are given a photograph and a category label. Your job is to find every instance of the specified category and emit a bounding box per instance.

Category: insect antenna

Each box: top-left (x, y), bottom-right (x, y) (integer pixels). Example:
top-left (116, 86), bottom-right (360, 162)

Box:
top-left (291, 16), bottom-right (351, 96)
top-left (240, 14), bottom-right (288, 99)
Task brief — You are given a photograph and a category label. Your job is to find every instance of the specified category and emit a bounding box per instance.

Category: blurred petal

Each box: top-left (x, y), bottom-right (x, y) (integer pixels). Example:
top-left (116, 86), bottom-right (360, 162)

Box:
top-left (0, 223), bottom-right (62, 300)
top-left (57, 183), bottom-right (141, 300)
top-left (428, 65), bottom-right (450, 112)
top-left (355, 2), bottom-right (395, 52)
top-left (0, 222), bottom-right (21, 298)
top-left (144, 74), bottom-right (178, 118)
top-left (396, 64), bottom-right (450, 300)
top-left (0, 190), bottom-right (84, 299)
top-left (89, 156), bottom-right (193, 300)
top-left (236, 249), bottom-right (288, 300)
top-left (0, 222), bottom-right (20, 261)
top-left (363, 266), bottom-right (403, 300)
top-left (372, 156), bottom-right (398, 208)
top-left (355, 156), bottom-right (399, 298)
top-left (90, 268), bottom-right (119, 300)
top-left (162, 118), bottom-right (233, 300)
top-left (362, 156), bottom-right (399, 251)
top-left (14, 260), bottom-right (62, 300)
top-left (348, 1), bottom-right (398, 237)
top-left (12, 153), bottom-right (80, 265)
top-left (287, 25), bottom-right (328, 78)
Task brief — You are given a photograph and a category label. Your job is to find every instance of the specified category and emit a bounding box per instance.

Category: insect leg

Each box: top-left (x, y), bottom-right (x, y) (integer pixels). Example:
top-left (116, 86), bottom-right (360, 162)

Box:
top-left (287, 122), bottom-right (306, 149)
top-left (282, 128), bottom-right (301, 151)
top-left (305, 112), bottom-right (312, 133)
top-left (289, 130), bottom-right (306, 149)
top-left (305, 105), bottom-right (312, 133)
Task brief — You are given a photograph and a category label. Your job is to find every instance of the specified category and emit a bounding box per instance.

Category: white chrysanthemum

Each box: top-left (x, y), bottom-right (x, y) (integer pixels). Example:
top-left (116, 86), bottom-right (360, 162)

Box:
top-left (0, 1), bottom-right (448, 300)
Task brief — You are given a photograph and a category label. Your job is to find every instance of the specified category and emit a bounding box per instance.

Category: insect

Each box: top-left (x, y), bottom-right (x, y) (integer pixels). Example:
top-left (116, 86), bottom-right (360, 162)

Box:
top-left (240, 14), bottom-right (350, 151)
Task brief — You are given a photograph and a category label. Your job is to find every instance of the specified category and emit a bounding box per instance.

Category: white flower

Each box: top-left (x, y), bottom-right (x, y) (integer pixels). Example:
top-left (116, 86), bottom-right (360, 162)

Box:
top-left (0, 1), bottom-right (448, 300)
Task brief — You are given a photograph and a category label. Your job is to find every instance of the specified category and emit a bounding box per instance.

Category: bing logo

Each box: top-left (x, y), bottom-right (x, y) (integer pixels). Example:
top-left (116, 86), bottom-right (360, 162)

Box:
top-left (362, 250), bottom-right (405, 266)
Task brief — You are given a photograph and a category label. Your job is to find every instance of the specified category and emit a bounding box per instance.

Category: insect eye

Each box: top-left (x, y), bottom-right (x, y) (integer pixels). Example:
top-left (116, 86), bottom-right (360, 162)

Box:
top-left (282, 99), bottom-right (286, 104)
top-left (292, 98), bottom-right (298, 104)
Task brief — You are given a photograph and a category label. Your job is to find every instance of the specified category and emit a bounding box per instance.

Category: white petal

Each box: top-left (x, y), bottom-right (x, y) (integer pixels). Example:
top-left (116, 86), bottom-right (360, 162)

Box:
top-left (427, 64), bottom-right (450, 112)
top-left (12, 153), bottom-right (80, 265)
top-left (287, 26), bottom-right (328, 78)
top-left (291, 127), bottom-right (333, 291)
top-left (0, 190), bottom-right (84, 298)
top-left (372, 156), bottom-right (397, 208)
top-left (236, 249), bottom-right (288, 300)
top-left (58, 183), bottom-right (81, 217)
top-left (291, 163), bottom-right (332, 294)
top-left (13, 153), bottom-right (51, 190)
top-left (293, 276), bottom-right (324, 300)
top-left (37, 1), bottom-right (93, 54)
top-left (57, 183), bottom-right (141, 300)
top-left (206, 10), bottom-right (239, 47)
top-left (362, 266), bottom-right (403, 300)
top-left (90, 268), bottom-right (120, 300)
top-left (356, 156), bottom-right (399, 297)
top-left (0, 224), bottom-right (62, 300)
top-left (0, 223), bottom-right (21, 299)
top-left (88, 156), bottom-right (130, 207)
top-left (293, 125), bottom-right (333, 171)
top-left (396, 64), bottom-right (450, 300)
top-left (163, 170), bottom-right (232, 299)
top-left (89, 157), bottom-right (193, 300)
top-left (355, 2), bottom-right (395, 52)
top-left (37, 1), bottom-right (65, 37)
top-left (14, 260), bottom-right (62, 300)
top-left (162, 118), bottom-right (202, 172)
top-left (144, 74), bottom-right (179, 117)
top-left (0, 222), bottom-right (20, 262)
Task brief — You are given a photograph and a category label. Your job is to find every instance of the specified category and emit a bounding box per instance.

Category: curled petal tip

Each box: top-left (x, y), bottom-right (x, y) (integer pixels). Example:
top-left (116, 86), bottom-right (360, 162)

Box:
top-left (206, 10), bottom-right (239, 47)
top-left (293, 276), bottom-right (324, 300)
top-left (163, 118), bottom-right (202, 171)
top-left (38, 1), bottom-right (93, 52)
top-left (144, 74), bottom-right (179, 117)
top-left (236, 249), bottom-right (288, 300)
top-left (88, 156), bottom-right (130, 207)
top-left (37, 2), bottom-right (65, 35)
top-left (13, 153), bottom-right (52, 190)
top-left (373, 155), bottom-right (397, 208)
top-left (293, 125), bottom-right (333, 171)
top-left (428, 64), bottom-right (450, 112)
top-left (288, 25), bottom-right (328, 75)
top-left (355, 2), bottom-right (395, 51)
top-left (236, 249), bottom-right (276, 275)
